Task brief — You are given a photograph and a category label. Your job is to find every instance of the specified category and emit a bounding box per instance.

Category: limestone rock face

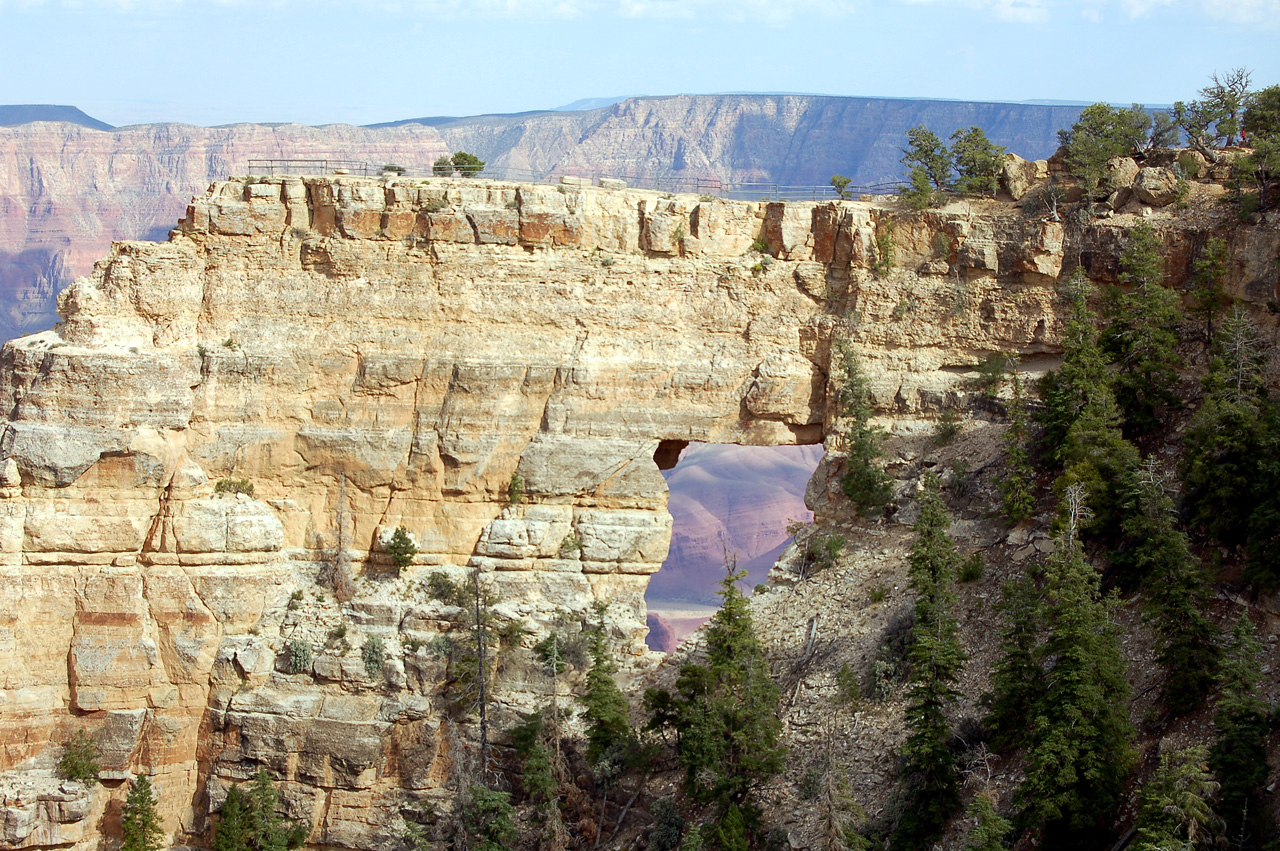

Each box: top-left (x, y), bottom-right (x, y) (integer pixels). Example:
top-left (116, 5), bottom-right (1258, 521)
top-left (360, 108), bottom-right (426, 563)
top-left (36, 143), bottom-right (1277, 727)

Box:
top-left (0, 176), bottom-right (1276, 851)
top-left (1134, 166), bottom-right (1180, 206)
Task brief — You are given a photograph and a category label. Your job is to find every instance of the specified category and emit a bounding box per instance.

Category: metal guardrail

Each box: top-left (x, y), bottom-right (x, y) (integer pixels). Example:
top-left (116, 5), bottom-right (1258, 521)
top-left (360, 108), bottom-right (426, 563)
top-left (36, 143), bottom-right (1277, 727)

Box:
top-left (244, 158), bottom-right (906, 200)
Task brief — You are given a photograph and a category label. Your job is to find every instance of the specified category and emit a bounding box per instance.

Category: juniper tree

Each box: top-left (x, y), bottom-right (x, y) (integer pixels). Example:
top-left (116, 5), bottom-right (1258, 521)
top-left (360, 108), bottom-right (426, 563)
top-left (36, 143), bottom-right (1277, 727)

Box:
top-left (951, 127), bottom-right (1007, 198)
top-left (121, 775), bottom-right (164, 851)
top-left (1133, 747), bottom-right (1219, 851)
top-left (1058, 103), bottom-right (1150, 195)
top-left (985, 574), bottom-right (1041, 751)
top-left (1209, 614), bottom-right (1270, 843)
top-left (1120, 461), bottom-right (1219, 713)
top-left (835, 340), bottom-right (893, 515)
top-left (1103, 223), bottom-right (1182, 437)
top-left (1019, 487), bottom-right (1135, 849)
top-left (57, 729), bottom-right (100, 784)
top-left (890, 476), bottom-right (965, 851)
top-left (385, 526), bottom-right (417, 573)
top-left (902, 126), bottom-right (953, 190)
top-left (1039, 270), bottom-right (1111, 462)
top-left (663, 565), bottom-right (784, 808)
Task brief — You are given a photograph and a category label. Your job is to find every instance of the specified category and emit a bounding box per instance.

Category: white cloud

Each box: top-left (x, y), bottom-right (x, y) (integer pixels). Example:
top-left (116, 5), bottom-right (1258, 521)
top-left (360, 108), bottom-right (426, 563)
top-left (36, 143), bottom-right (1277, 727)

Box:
top-left (1081, 0), bottom-right (1280, 23)
top-left (896, 0), bottom-right (1049, 23)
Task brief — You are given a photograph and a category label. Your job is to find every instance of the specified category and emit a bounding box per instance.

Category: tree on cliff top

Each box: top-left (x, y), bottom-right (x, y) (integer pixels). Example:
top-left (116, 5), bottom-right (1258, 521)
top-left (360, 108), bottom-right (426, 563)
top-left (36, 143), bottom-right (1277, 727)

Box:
top-left (951, 127), bottom-right (1006, 198)
top-left (1057, 103), bottom-right (1149, 195)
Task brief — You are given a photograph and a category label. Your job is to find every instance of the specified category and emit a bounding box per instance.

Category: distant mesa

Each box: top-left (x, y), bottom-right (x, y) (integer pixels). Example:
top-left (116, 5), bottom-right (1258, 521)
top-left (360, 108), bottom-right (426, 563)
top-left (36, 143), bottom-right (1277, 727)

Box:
top-left (0, 104), bottom-right (113, 130)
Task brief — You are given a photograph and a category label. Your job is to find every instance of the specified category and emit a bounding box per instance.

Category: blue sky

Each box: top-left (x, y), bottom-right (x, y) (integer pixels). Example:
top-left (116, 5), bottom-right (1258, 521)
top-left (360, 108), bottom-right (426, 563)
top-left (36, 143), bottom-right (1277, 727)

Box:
top-left (1, 0), bottom-right (1277, 126)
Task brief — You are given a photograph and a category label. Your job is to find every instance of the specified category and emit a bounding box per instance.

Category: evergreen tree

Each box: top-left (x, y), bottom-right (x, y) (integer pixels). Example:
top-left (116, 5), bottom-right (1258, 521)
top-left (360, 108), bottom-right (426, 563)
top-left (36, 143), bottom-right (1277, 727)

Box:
top-left (986, 574), bottom-right (1041, 751)
top-left (951, 127), bottom-right (1007, 198)
top-left (835, 340), bottom-right (893, 515)
top-left (1133, 747), bottom-right (1219, 851)
top-left (1245, 401), bottom-right (1280, 587)
top-left (1181, 309), bottom-right (1271, 549)
top-left (1102, 223), bottom-right (1182, 437)
top-left (385, 526), bottom-right (417, 573)
top-left (459, 785), bottom-right (517, 851)
top-left (121, 774), bottom-right (165, 851)
top-left (1190, 237), bottom-right (1232, 349)
top-left (213, 784), bottom-right (250, 851)
top-left (964, 792), bottom-right (1012, 851)
top-left (57, 729), bottom-right (100, 784)
top-left (890, 476), bottom-right (965, 850)
top-left (1209, 614), bottom-right (1270, 843)
top-left (579, 604), bottom-right (632, 764)
top-left (1000, 365), bottom-right (1036, 524)
top-left (1058, 103), bottom-right (1150, 195)
top-left (1056, 389), bottom-right (1140, 543)
top-left (1039, 270), bottom-right (1111, 462)
top-left (901, 125), bottom-right (953, 201)
top-left (1121, 461), bottom-right (1219, 713)
top-left (245, 769), bottom-right (307, 851)
top-left (1019, 487), bottom-right (1135, 849)
top-left (664, 565), bottom-right (784, 807)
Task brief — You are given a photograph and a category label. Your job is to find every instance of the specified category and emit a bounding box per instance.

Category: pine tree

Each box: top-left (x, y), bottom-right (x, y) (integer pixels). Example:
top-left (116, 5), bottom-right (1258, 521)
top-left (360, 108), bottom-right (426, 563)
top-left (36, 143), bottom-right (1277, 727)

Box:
top-left (213, 784), bottom-right (250, 851)
top-left (890, 476), bottom-right (965, 850)
top-left (1057, 389), bottom-right (1140, 543)
top-left (666, 564), bottom-right (784, 807)
top-left (1245, 401), bottom-right (1280, 587)
top-left (964, 792), bottom-right (1012, 851)
top-left (1039, 270), bottom-right (1111, 462)
top-left (1209, 614), bottom-right (1270, 843)
top-left (901, 126), bottom-right (953, 209)
top-left (385, 526), bottom-right (417, 573)
top-left (1132, 747), bottom-right (1219, 851)
top-left (986, 574), bottom-right (1041, 751)
top-left (1121, 461), bottom-right (1219, 713)
top-left (1102, 222), bottom-right (1182, 437)
top-left (835, 340), bottom-right (893, 515)
top-left (1019, 487), bottom-right (1135, 849)
top-left (121, 774), bottom-right (165, 851)
top-left (57, 729), bottom-right (100, 784)
top-left (245, 768), bottom-right (307, 851)
top-left (459, 785), bottom-right (517, 851)
top-left (580, 603), bottom-right (631, 764)
top-left (1190, 237), bottom-right (1231, 349)
top-left (1000, 365), bottom-right (1036, 524)
top-left (1181, 308), bottom-right (1270, 549)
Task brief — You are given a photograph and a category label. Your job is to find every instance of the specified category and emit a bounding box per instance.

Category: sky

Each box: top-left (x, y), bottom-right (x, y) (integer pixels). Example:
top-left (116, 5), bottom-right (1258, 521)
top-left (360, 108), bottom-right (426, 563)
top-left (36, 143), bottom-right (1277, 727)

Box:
top-left (0, 0), bottom-right (1277, 127)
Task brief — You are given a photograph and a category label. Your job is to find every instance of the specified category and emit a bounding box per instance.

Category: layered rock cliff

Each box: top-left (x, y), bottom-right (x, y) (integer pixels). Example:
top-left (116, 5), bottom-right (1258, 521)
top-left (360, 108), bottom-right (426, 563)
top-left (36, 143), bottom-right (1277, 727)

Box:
top-left (0, 170), bottom-right (1276, 850)
top-left (0, 94), bottom-right (1087, 342)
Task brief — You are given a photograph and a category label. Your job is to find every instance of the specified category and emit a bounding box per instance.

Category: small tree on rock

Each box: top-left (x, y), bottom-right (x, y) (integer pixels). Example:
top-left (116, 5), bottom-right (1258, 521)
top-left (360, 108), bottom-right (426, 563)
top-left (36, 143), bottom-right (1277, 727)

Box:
top-left (831, 174), bottom-right (853, 200)
top-left (1058, 103), bottom-right (1150, 195)
top-left (57, 729), bottom-right (100, 784)
top-left (901, 126), bottom-right (952, 208)
top-left (451, 152), bottom-right (485, 178)
top-left (385, 526), bottom-right (417, 573)
top-left (951, 127), bottom-right (1006, 198)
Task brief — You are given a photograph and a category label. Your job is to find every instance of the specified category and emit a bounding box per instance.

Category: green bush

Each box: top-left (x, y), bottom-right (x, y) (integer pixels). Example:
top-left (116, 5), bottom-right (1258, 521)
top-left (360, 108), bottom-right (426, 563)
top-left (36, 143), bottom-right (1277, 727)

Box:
top-left (507, 471), bottom-right (525, 505)
top-left (958, 553), bottom-right (983, 583)
top-left (362, 635), bottom-right (386, 678)
top-left (57, 729), bottom-right (100, 783)
top-left (425, 572), bottom-right (469, 608)
top-left (285, 639), bottom-right (312, 674)
top-left (214, 478), bottom-right (254, 497)
top-left (831, 174), bottom-right (852, 200)
top-left (451, 152), bottom-right (485, 178)
top-left (432, 155), bottom-right (454, 177)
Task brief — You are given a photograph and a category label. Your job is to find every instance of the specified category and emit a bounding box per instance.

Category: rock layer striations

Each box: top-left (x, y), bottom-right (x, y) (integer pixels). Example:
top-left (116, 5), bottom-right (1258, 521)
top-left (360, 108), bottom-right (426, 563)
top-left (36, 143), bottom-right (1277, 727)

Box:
top-left (0, 173), bottom-right (1276, 849)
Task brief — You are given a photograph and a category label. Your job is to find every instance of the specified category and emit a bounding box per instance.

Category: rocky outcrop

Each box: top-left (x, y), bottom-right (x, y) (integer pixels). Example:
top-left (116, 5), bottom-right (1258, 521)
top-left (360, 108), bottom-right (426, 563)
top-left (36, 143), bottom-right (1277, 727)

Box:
top-left (0, 174), bottom-right (1276, 850)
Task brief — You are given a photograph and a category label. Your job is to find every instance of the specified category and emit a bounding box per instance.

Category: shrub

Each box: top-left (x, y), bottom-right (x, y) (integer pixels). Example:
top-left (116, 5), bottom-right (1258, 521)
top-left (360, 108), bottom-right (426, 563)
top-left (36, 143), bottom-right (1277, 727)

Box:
top-left (425, 572), bottom-right (469, 607)
top-left (380, 163), bottom-right (406, 175)
top-left (958, 553), bottom-right (983, 582)
top-left (57, 729), bottom-right (100, 783)
top-left (558, 532), bottom-right (584, 557)
top-left (934, 409), bottom-right (961, 445)
top-left (286, 590), bottom-right (303, 611)
top-left (751, 235), bottom-right (769, 254)
top-left (432, 155), bottom-right (454, 177)
top-left (872, 223), bottom-right (895, 277)
top-left (507, 471), bottom-right (525, 505)
top-left (362, 635), bottom-right (386, 678)
top-left (285, 639), bottom-right (312, 674)
top-left (834, 662), bottom-right (862, 708)
top-left (214, 478), bottom-right (254, 497)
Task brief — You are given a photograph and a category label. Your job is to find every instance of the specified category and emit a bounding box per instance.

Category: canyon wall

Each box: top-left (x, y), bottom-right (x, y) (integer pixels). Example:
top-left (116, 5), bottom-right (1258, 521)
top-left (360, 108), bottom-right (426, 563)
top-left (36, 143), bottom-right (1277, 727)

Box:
top-left (0, 170), bottom-right (1276, 850)
top-left (0, 94), bottom-right (1086, 342)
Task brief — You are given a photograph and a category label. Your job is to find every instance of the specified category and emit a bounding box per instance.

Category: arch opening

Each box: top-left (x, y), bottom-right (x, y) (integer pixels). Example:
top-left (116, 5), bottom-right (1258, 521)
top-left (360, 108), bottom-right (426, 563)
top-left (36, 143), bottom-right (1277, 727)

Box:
top-left (645, 441), bottom-right (825, 652)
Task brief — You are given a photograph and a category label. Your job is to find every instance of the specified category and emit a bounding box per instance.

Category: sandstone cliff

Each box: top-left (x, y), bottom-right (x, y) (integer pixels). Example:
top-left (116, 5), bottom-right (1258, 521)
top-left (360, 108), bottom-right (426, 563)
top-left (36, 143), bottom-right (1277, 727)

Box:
top-left (0, 94), bottom-right (1087, 343)
top-left (0, 170), bottom-right (1276, 850)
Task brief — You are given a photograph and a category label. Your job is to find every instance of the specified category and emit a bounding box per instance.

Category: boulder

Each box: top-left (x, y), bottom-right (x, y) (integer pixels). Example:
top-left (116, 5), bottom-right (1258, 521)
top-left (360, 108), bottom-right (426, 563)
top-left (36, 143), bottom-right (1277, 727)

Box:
top-left (1000, 153), bottom-right (1041, 200)
top-left (1106, 157), bottom-right (1140, 189)
top-left (1133, 167), bottom-right (1180, 206)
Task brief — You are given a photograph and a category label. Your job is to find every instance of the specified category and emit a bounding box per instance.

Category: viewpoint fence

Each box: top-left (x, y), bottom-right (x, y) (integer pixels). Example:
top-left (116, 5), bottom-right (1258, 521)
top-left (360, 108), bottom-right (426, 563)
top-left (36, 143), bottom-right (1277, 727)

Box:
top-left (244, 159), bottom-right (905, 201)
